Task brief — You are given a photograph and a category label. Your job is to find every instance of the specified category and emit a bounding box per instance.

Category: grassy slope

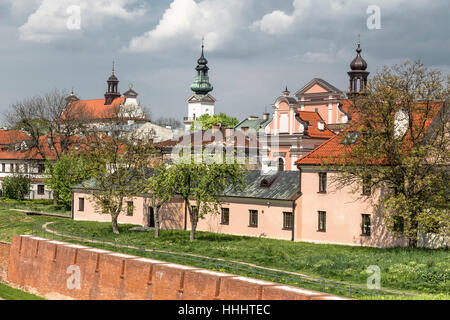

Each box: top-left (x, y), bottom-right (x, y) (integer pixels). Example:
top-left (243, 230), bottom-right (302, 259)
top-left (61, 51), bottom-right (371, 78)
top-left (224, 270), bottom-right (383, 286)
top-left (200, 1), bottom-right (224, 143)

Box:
top-left (48, 220), bottom-right (450, 297)
top-left (0, 207), bottom-right (448, 299)
top-left (0, 282), bottom-right (45, 300)
top-left (0, 199), bottom-right (71, 217)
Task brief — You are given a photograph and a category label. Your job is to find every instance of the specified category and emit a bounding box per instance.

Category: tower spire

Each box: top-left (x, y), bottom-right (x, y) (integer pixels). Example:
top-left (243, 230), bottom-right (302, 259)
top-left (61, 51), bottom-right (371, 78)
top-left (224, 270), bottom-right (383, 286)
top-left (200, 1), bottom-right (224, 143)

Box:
top-left (190, 40), bottom-right (213, 96)
top-left (348, 38), bottom-right (369, 96)
top-left (105, 61), bottom-right (121, 105)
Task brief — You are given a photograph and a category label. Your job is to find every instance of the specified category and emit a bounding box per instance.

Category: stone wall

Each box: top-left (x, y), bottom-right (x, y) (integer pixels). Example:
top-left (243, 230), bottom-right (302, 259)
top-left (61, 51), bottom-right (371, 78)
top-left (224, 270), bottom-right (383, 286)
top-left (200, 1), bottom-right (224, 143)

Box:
top-left (0, 242), bottom-right (10, 282)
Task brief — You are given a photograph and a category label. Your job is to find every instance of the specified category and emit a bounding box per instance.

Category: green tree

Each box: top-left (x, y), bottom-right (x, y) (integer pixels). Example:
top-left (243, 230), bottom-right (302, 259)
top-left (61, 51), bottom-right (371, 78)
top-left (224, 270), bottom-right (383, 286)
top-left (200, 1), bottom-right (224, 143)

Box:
top-left (190, 113), bottom-right (238, 131)
top-left (145, 163), bottom-right (177, 238)
top-left (329, 61), bottom-right (449, 247)
top-left (2, 174), bottom-right (31, 200)
top-left (167, 155), bottom-right (246, 241)
top-left (83, 131), bottom-right (155, 234)
top-left (45, 152), bottom-right (90, 210)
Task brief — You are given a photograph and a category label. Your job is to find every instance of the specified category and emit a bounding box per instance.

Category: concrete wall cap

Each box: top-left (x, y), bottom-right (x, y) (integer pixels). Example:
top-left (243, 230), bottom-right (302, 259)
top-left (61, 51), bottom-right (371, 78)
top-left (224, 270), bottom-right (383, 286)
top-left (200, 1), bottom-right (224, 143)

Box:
top-left (233, 276), bottom-right (274, 285)
top-left (133, 257), bottom-right (166, 264)
top-left (271, 285), bottom-right (321, 295)
top-left (108, 253), bottom-right (136, 259)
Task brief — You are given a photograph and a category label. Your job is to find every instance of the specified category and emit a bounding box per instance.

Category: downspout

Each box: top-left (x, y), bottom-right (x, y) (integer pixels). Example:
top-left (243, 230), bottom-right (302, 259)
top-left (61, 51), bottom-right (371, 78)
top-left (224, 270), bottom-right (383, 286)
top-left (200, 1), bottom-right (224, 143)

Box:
top-left (184, 199), bottom-right (187, 231)
top-left (71, 191), bottom-right (74, 220)
top-left (291, 200), bottom-right (296, 241)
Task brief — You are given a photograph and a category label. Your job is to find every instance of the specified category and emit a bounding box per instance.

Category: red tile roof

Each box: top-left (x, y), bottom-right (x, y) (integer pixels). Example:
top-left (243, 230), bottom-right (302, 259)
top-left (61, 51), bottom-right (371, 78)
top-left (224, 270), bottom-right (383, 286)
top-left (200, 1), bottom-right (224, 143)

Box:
top-left (296, 101), bottom-right (444, 166)
top-left (297, 111), bottom-right (336, 139)
top-left (0, 130), bottom-right (31, 146)
top-left (62, 97), bottom-right (126, 120)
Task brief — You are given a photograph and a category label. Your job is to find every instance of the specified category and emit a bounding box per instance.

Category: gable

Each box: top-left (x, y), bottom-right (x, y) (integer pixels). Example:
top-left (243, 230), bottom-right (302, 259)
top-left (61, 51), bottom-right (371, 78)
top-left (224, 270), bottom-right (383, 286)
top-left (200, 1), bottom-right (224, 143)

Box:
top-left (295, 78), bottom-right (342, 97)
top-left (305, 83), bottom-right (329, 94)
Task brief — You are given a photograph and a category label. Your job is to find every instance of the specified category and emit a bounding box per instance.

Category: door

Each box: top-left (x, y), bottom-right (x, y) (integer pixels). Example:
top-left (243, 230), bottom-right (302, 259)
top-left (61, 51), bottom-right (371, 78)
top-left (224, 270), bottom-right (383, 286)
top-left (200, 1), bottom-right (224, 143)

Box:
top-left (148, 207), bottom-right (155, 228)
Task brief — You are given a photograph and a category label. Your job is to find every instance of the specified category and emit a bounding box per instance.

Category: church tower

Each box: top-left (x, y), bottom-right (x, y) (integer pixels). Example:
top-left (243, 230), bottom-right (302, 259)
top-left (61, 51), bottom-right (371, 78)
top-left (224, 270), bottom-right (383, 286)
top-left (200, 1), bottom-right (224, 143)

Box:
top-left (105, 61), bottom-right (121, 105)
top-left (348, 40), bottom-right (370, 97)
top-left (184, 41), bottom-right (216, 131)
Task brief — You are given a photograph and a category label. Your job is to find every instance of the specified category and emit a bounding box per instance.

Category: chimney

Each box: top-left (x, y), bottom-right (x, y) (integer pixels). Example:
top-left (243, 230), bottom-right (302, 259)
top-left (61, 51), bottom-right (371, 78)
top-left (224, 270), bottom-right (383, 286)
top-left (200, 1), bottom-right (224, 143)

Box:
top-left (263, 113), bottom-right (270, 121)
top-left (318, 121), bottom-right (325, 131)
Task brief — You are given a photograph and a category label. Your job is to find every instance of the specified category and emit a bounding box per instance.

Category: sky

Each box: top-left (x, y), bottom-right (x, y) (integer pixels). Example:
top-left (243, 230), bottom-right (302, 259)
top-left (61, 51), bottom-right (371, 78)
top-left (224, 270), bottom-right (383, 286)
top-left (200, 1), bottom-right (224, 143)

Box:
top-left (0, 0), bottom-right (449, 125)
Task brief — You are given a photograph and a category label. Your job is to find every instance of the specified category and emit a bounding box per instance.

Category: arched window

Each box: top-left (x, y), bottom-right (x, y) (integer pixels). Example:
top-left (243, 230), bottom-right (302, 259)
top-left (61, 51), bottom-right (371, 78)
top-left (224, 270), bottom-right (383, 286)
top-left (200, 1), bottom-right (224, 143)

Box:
top-left (278, 158), bottom-right (284, 172)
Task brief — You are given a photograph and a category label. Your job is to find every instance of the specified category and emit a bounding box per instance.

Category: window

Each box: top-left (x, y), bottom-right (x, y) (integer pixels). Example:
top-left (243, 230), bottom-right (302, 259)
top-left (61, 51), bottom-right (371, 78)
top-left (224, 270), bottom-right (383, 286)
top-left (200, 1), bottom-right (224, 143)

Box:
top-left (78, 198), bottom-right (84, 212)
top-left (280, 113), bottom-right (289, 133)
top-left (283, 212), bottom-right (293, 230)
top-left (278, 158), bottom-right (284, 172)
top-left (1, 164), bottom-right (4, 172)
top-left (221, 208), bottom-right (230, 225)
top-left (37, 185), bottom-right (45, 195)
top-left (362, 214), bottom-right (371, 236)
top-left (318, 211), bottom-right (326, 232)
top-left (126, 201), bottom-right (134, 216)
top-left (24, 164), bottom-right (28, 173)
top-left (249, 210), bottom-right (258, 227)
top-left (318, 172), bottom-right (327, 193)
top-left (37, 163), bottom-right (45, 173)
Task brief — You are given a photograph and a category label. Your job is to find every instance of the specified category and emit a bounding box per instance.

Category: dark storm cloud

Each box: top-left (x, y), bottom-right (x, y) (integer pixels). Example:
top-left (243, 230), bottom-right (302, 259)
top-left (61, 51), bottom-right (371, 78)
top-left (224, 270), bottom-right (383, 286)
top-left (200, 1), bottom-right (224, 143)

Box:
top-left (0, 0), bottom-right (448, 125)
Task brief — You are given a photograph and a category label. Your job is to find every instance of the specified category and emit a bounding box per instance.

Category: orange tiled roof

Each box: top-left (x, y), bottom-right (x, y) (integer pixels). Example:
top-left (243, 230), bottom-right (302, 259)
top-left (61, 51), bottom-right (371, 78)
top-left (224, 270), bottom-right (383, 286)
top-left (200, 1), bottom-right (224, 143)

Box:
top-left (0, 130), bottom-right (31, 145)
top-left (296, 101), bottom-right (444, 166)
top-left (297, 111), bottom-right (336, 139)
top-left (63, 97), bottom-right (126, 120)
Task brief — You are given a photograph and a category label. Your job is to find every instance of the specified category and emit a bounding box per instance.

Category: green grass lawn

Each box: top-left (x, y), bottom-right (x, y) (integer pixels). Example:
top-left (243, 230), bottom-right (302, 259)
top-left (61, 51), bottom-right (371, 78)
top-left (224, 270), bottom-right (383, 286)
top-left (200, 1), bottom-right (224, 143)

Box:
top-left (0, 282), bottom-right (45, 300)
top-left (0, 199), bottom-right (71, 217)
top-left (0, 206), bottom-right (448, 300)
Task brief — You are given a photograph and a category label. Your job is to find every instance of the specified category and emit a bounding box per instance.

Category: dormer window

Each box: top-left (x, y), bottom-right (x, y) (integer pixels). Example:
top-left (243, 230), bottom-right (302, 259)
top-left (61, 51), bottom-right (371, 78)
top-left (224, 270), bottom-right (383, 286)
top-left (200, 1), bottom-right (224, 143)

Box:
top-left (318, 121), bottom-right (325, 131)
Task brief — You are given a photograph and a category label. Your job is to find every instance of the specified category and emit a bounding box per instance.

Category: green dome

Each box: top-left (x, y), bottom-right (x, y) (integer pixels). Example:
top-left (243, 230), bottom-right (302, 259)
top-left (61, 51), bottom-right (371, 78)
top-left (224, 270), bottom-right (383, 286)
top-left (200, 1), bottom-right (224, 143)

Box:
top-left (190, 45), bottom-right (213, 95)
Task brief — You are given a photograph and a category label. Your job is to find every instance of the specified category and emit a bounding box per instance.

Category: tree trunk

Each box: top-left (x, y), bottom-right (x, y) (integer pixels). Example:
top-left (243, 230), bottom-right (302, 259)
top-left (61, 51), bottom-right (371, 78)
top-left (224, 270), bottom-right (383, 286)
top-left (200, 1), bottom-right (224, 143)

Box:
top-left (189, 206), bottom-right (198, 241)
top-left (154, 205), bottom-right (160, 238)
top-left (111, 214), bottom-right (120, 234)
top-left (408, 211), bottom-right (419, 248)
top-left (408, 238), bottom-right (418, 248)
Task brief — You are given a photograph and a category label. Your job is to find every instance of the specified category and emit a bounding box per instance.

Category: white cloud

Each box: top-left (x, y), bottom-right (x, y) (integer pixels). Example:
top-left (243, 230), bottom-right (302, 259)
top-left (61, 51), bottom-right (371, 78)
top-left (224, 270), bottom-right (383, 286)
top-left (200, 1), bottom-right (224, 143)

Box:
top-left (18, 0), bottom-right (146, 43)
top-left (251, 0), bottom-right (311, 35)
top-left (125, 0), bottom-right (250, 53)
top-left (0, 0), bottom-right (41, 16)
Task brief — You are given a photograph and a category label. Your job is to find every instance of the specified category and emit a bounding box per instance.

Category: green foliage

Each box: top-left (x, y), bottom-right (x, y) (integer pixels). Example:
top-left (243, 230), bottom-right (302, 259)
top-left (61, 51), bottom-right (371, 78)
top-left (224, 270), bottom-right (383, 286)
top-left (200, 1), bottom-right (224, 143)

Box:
top-left (83, 131), bottom-right (156, 234)
top-left (45, 153), bottom-right (90, 210)
top-left (166, 155), bottom-right (246, 240)
top-left (329, 61), bottom-right (450, 247)
top-left (190, 113), bottom-right (239, 131)
top-left (1, 174), bottom-right (31, 200)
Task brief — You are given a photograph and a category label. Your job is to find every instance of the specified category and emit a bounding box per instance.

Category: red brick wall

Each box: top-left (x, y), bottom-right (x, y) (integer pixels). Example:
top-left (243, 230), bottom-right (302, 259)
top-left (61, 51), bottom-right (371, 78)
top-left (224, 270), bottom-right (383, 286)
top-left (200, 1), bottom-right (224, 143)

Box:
top-left (7, 235), bottom-right (348, 300)
top-left (0, 242), bottom-right (11, 282)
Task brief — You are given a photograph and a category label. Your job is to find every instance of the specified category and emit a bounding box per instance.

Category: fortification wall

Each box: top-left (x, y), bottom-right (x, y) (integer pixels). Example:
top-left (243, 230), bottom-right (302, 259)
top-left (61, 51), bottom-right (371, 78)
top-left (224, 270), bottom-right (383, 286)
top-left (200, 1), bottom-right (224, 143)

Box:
top-left (7, 235), bottom-right (347, 300)
top-left (0, 242), bottom-right (10, 282)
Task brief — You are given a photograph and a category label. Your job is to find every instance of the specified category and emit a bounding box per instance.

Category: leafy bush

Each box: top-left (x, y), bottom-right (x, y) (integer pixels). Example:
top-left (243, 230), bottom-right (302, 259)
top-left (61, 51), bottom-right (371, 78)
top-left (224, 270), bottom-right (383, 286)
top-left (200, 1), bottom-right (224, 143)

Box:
top-left (1, 175), bottom-right (31, 200)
